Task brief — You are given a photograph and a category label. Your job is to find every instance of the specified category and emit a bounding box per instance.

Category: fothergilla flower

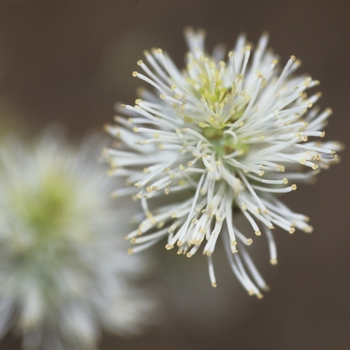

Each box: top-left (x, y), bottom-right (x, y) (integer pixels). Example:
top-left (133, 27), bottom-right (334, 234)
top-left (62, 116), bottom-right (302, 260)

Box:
top-left (104, 28), bottom-right (342, 297)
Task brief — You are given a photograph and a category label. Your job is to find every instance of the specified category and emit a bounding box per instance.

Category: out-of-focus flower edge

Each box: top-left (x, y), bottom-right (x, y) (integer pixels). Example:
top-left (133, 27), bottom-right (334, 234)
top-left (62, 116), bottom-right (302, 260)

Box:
top-left (0, 130), bottom-right (156, 350)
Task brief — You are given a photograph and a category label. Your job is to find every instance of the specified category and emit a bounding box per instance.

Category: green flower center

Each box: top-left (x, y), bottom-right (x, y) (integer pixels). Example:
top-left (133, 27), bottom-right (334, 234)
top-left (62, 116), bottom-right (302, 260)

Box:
top-left (12, 172), bottom-right (75, 241)
top-left (202, 126), bottom-right (249, 156)
top-left (185, 56), bottom-right (250, 157)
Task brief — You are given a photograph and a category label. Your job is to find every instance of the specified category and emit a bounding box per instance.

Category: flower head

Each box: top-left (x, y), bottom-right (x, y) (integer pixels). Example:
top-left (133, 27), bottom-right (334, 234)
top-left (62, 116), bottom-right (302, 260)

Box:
top-left (104, 28), bottom-right (342, 297)
top-left (0, 131), bottom-right (155, 350)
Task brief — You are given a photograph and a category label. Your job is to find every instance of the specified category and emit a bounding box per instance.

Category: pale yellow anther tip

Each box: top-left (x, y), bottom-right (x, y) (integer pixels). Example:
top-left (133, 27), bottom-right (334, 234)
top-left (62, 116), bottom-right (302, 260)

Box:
top-left (165, 244), bottom-right (174, 250)
top-left (132, 71), bottom-right (138, 77)
top-left (270, 259), bottom-right (278, 265)
top-left (211, 283), bottom-right (217, 288)
top-left (291, 184), bottom-right (297, 190)
top-left (255, 230), bottom-right (262, 236)
top-left (127, 248), bottom-right (133, 255)
top-left (102, 123), bottom-right (111, 132)
top-left (326, 107), bottom-right (333, 115)
top-left (304, 226), bottom-right (314, 233)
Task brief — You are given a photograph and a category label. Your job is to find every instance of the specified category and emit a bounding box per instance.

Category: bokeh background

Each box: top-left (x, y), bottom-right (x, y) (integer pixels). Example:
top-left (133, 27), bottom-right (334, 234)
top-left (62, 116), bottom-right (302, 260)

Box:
top-left (0, 0), bottom-right (349, 349)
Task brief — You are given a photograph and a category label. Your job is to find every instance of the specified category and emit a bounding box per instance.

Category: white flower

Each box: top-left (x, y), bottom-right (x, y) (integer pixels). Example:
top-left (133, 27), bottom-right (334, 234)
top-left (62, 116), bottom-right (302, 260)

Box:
top-left (0, 130), bottom-right (155, 350)
top-left (104, 28), bottom-right (342, 297)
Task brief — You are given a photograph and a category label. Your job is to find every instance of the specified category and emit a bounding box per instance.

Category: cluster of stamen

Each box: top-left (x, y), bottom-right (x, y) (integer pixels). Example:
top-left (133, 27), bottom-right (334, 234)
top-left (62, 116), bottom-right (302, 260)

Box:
top-left (104, 28), bottom-right (342, 296)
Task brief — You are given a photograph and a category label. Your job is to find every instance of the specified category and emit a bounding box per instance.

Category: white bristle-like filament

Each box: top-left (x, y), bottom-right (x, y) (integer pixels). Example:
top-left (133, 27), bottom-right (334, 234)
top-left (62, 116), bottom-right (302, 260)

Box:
top-left (207, 255), bottom-right (217, 287)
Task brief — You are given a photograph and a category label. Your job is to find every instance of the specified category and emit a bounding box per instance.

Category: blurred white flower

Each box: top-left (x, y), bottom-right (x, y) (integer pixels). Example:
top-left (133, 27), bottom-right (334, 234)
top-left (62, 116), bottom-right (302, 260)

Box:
top-left (104, 28), bottom-right (342, 297)
top-left (0, 130), bottom-right (156, 350)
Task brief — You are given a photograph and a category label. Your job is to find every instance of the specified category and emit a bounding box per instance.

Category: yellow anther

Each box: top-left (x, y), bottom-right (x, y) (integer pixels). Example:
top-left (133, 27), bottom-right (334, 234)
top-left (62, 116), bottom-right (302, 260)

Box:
top-left (270, 259), bottom-right (278, 265)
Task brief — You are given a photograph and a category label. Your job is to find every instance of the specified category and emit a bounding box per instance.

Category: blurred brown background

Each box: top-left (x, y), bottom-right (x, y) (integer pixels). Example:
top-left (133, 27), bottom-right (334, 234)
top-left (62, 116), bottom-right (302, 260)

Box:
top-left (0, 0), bottom-right (349, 349)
